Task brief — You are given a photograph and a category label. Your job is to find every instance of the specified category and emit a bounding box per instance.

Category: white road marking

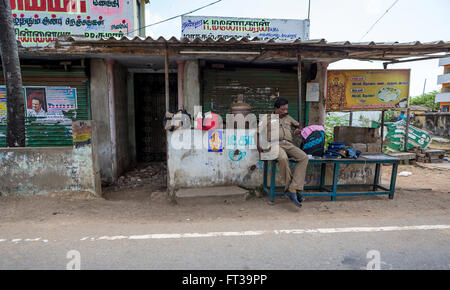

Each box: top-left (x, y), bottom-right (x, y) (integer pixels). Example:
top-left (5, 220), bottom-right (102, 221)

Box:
top-left (85, 225), bottom-right (450, 241)
top-left (2, 225), bottom-right (449, 244)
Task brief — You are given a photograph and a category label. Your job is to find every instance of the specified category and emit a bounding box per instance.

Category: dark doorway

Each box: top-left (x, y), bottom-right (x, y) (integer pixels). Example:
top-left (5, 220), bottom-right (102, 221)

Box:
top-left (134, 73), bottom-right (177, 162)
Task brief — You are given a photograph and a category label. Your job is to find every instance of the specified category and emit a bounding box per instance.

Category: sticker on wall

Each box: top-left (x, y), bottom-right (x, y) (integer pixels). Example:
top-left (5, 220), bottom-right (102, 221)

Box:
top-left (208, 129), bottom-right (223, 152)
top-left (0, 86), bottom-right (7, 123)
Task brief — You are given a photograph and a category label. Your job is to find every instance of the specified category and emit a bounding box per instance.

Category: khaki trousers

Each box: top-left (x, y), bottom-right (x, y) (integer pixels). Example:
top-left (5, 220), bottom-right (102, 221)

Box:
top-left (277, 141), bottom-right (309, 192)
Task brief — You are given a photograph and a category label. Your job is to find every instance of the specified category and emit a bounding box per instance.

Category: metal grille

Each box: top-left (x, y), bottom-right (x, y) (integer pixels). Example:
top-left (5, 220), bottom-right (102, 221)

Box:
top-left (202, 67), bottom-right (299, 122)
top-left (134, 73), bottom-right (177, 162)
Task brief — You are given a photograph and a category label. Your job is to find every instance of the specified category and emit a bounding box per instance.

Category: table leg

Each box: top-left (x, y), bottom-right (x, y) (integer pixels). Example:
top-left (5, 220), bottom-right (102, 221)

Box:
top-left (373, 163), bottom-right (381, 191)
top-left (270, 160), bottom-right (276, 204)
top-left (389, 162), bottom-right (399, 199)
top-left (263, 161), bottom-right (268, 196)
top-left (331, 163), bottom-right (339, 201)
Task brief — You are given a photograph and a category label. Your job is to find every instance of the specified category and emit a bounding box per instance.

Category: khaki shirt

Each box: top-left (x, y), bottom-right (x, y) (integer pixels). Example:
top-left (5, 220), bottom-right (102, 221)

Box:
top-left (259, 114), bottom-right (299, 144)
top-left (279, 115), bottom-right (300, 142)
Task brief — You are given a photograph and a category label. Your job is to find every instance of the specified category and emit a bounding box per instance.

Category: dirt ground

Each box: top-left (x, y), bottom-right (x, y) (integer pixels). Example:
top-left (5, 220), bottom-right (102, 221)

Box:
top-left (0, 163), bottom-right (449, 226)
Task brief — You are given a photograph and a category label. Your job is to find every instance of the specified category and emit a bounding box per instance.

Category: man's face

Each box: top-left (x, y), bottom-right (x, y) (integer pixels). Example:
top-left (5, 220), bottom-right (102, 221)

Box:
top-left (32, 99), bottom-right (42, 113)
top-left (275, 104), bottom-right (289, 117)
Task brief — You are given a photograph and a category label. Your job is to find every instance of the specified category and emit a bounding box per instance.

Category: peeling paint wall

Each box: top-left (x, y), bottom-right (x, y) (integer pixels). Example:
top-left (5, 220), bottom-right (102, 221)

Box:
top-left (167, 129), bottom-right (375, 190)
top-left (0, 146), bottom-right (101, 196)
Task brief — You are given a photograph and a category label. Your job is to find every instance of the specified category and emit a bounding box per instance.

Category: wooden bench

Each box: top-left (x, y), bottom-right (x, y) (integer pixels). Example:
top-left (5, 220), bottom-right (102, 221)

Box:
top-left (262, 154), bottom-right (400, 204)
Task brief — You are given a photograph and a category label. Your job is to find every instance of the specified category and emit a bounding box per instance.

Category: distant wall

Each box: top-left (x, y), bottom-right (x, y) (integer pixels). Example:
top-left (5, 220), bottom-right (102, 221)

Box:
top-left (416, 113), bottom-right (450, 137)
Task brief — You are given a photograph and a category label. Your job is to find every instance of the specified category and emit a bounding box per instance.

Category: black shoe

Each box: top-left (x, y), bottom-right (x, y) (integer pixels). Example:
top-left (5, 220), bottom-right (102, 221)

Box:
top-left (285, 191), bottom-right (303, 208)
top-left (296, 193), bottom-right (305, 203)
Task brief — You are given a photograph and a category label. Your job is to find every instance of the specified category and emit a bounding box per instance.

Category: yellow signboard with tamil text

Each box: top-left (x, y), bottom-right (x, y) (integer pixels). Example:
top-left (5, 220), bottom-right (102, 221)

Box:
top-left (326, 69), bottom-right (410, 111)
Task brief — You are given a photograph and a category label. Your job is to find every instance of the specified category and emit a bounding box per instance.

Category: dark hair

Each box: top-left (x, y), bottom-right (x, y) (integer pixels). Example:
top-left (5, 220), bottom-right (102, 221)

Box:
top-left (32, 97), bottom-right (42, 104)
top-left (274, 98), bottom-right (289, 108)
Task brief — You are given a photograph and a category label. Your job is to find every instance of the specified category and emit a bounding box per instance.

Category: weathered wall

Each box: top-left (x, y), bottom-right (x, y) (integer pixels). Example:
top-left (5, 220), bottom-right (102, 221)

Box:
top-left (167, 129), bottom-right (376, 191)
top-left (0, 146), bottom-right (101, 196)
top-left (416, 113), bottom-right (450, 137)
top-left (90, 59), bottom-right (113, 182)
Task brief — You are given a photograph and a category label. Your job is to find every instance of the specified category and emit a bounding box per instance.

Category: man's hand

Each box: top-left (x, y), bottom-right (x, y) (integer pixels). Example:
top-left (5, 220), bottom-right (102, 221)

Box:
top-left (294, 128), bottom-right (302, 135)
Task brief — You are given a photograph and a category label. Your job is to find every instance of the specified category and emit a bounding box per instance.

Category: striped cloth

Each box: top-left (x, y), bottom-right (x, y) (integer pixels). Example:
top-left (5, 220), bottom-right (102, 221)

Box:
top-left (301, 125), bottom-right (325, 139)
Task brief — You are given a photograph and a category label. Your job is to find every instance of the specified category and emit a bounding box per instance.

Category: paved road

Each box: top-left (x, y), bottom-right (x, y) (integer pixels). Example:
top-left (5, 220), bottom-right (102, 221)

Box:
top-left (0, 214), bottom-right (449, 270)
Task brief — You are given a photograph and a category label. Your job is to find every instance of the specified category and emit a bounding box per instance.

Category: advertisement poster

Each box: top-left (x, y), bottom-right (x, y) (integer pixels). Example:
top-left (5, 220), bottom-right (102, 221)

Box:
top-left (25, 87), bottom-right (47, 117)
top-left (46, 87), bottom-right (77, 120)
top-left (182, 16), bottom-right (310, 42)
top-left (326, 69), bottom-right (410, 111)
top-left (208, 130), bottom-right (223, 152)
top-left (0, 86), bottom-right (6, 123)
top-left (10, 0), bottom-right (135, 47)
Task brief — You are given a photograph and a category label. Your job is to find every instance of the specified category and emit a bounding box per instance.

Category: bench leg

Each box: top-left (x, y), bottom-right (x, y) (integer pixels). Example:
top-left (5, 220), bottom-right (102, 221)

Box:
top-left (270, 160), bottom-right (276, 204)
top-left (263, 161), bottom-right (268, 196)
top-left (373, 163), bottom-right (381, 191)
top-left (319, 163), bottom-right (326, 191)
top-left (331, 163), bottom-right (339, 201)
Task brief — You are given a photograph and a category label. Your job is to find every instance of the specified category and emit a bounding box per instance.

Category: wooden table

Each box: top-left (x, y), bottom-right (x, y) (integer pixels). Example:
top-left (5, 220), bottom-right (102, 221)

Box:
top-left (262, 154), bottom-right (400, 204)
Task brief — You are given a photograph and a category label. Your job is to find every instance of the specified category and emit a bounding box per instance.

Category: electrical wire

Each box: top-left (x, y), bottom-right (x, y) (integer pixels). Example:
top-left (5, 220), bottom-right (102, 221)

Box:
top-left (360, 0), bottom-right (400, 41)
top-left (127, 0), bottom-right (224, 36)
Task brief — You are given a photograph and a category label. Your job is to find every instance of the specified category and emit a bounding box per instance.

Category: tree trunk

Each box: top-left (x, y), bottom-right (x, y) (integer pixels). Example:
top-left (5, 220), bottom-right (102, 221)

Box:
top-left (0, 0), bottom-right (25, 147)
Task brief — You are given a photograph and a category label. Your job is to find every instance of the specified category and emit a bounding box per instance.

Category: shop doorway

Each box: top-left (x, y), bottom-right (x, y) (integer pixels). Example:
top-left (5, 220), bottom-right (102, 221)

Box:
top-left (134, 73), bottom-right (178, 162)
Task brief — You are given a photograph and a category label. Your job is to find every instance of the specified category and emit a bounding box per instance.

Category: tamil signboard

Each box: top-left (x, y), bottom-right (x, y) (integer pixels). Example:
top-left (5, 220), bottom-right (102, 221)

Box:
top-left (181, 15), bottom-right (310, 41)
top-left (326, 70), bottom-right (411, 111)
top-left (10, 0), bottom-right (135, 47)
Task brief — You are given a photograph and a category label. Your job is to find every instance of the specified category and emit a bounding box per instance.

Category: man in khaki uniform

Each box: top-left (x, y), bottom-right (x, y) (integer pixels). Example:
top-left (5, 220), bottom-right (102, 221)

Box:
top-left (259, 98), bottom-right (308, 207)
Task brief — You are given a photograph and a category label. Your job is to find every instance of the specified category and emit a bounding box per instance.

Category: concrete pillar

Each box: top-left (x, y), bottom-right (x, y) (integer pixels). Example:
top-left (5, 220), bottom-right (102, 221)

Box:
top-left (183, 60), bottom-right (201, 122)
top-left (106, 58), bottom-right (118, 182)
top-left (177, 60), bottom-right (186, 110)
top-left (90, 59), bottom-right (113, 183)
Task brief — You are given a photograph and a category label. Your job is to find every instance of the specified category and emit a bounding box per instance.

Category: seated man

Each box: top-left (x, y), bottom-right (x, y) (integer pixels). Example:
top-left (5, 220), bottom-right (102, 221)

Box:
top-left (259, 98), bottom-right (309, 207)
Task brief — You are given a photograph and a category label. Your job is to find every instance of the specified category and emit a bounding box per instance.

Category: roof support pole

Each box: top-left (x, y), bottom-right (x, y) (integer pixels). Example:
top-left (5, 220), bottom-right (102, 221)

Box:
top-left (106, 58), bottom-right (118, 182)
top-left (177, 60), bottom-right (186, 111)
top-left (165, 47), bottom-right (170, 112)
top-left (318, 62), bottom-right (329, 126)
top-left (297, 53), bottom-right (303, 127)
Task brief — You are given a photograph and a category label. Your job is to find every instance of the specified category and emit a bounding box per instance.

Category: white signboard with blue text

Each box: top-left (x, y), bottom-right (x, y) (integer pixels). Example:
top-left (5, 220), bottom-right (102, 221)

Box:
top-left (181, 15), bottom-right (310, 42)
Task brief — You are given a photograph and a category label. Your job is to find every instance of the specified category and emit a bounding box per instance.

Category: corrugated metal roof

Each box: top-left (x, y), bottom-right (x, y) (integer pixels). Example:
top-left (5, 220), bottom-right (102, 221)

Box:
top-left (60, 35), bottom-right (450, 48)
top-left (21, 35), bottom-right (450, 63)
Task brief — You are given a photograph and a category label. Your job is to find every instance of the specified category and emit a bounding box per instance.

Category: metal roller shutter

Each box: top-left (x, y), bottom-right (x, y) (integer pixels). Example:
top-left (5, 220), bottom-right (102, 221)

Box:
top-left (202, 67), bottom-right (299, 122)
top-left (0, 67), bottom-right (90, 147)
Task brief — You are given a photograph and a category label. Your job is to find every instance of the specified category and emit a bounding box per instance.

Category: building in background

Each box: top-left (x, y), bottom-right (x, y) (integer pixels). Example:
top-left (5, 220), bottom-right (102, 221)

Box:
top-left (436, 57), bottom-right (450, 112)
top-left (10, 0), bottom-right (149, 47)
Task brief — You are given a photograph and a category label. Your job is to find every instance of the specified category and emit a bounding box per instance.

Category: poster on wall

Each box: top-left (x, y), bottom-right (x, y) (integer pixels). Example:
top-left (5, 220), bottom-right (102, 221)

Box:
top-left (182, 16), bottom-right (310, 42)
top-left (208, 129), bottom-right (223, 152)
top-left (46, 87), bottom-right (77, 120)
top-left (306, 82), bottom-right (320, 102)
top-left (10, 0), bottom-right (136, 47)
top-left (25, 87), bottom-right (47, 117)
top-left (0, 86), bottom-right (6, 123)
top-left (326, 70), bottom-right (411, 111)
